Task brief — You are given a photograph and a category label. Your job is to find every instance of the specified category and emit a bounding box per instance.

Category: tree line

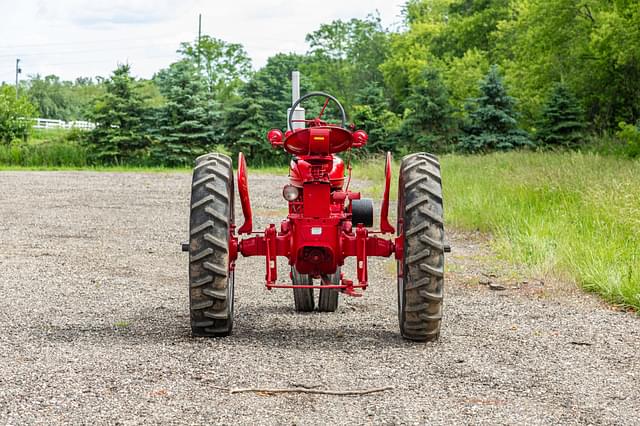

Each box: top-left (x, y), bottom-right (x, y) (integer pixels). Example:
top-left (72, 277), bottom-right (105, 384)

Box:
top-left (1, 0), bottom-right (639, 165)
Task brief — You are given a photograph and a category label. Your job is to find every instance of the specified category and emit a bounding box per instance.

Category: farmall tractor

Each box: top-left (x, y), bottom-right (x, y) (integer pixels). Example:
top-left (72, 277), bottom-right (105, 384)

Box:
top-left (184, 76), bottom-right (447, 341)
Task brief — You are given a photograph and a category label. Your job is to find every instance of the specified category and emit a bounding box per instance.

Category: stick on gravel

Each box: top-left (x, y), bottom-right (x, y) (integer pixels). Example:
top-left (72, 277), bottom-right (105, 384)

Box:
top-left (227, 386), bottom-right (394, 396)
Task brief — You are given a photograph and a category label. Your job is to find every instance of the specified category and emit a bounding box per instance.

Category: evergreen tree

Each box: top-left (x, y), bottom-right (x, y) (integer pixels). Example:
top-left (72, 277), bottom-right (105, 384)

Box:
top-left (151, 61), bottom-right (222, 166)
top-left (222, 79), bottom-right (282, 165)
top-left (398, 68), bottom-right (455, 152)
top-left (87, 64), bottom-right (148, 164)
top-left (351, 82), bottom-right (400, 153)
top-left (460, 65), bottom-right (531, 152)
top-left (536, 82), bottom-right (585, 147)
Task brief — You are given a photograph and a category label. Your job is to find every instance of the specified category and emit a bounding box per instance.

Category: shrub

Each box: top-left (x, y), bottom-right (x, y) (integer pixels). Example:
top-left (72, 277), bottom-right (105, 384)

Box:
top-left (0, 85), bottom-right (37, 143)
top-left (616, 121), bottom-right (640, 159)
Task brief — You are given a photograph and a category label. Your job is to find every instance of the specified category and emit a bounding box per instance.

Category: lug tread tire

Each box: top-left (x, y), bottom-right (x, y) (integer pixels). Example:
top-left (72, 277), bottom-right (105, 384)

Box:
top-left (189, 153), bottom-right (234, 337)
top-left (398, 153), bottom-right (445, 342)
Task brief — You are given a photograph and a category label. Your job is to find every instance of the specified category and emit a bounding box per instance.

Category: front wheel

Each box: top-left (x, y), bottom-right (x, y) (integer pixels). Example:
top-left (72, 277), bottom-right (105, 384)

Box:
top-left (397, 153), bottom-right (445, 341)
top-left (318, 268), bottom-right (340, 312)
top-left (292, 267), bottom-right (314, 312)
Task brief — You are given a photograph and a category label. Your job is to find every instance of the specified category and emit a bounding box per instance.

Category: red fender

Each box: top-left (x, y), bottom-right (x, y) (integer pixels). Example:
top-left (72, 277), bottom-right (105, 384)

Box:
top-left (237, 152), bottom-right (253, 234)
top-left (380, 151), bottom-right (395, 234)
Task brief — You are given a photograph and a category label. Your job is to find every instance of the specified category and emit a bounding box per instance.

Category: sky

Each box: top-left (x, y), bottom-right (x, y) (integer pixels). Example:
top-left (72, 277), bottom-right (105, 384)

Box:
top-left (0, 0), bottom-right (406, 84)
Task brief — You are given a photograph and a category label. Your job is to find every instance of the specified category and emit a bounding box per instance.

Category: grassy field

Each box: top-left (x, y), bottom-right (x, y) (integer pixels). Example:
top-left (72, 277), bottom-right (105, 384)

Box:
top-left (357, 152), bottom-right (640, 310)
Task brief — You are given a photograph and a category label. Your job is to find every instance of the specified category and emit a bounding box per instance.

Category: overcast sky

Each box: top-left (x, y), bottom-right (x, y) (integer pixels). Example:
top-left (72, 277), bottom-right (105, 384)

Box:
top-left (0, 0), bottom-right (405, 84)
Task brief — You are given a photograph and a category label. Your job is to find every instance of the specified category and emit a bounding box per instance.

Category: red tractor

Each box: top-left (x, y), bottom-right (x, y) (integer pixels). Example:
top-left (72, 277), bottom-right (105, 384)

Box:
top-left (185, 91), bottom-right (447, 341)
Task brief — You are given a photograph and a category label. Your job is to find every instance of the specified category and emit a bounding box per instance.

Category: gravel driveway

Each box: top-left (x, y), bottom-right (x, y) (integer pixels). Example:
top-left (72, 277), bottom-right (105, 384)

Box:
top-left (0, 171), bottom-right (638, 425)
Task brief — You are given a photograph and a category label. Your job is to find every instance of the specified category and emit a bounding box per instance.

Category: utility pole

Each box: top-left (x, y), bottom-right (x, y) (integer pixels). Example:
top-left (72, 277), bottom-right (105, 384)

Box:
top-left (197, 14), bottom-right (202, 70)
top-left (15, 58), bottom-right (21, 99)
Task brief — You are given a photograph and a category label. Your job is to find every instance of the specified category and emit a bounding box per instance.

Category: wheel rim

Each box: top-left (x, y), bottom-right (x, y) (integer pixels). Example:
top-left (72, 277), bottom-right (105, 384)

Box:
top-left (397, 172), bottom-right (406, 333)
top-left (229, 270), bottom-right (235, 320)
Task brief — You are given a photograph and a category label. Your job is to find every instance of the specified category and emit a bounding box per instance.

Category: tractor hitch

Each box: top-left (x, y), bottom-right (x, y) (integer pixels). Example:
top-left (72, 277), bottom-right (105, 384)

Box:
top-left (265, 275), bottom-right (366, 297)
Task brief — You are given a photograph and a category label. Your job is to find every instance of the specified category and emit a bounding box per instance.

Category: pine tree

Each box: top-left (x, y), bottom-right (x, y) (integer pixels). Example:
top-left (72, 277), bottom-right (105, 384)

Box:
top-left (151, 61), bottom-right (222, 166)
top-left (87, 64), bottom-right (148, 164)
top-left (460, 65), bottom-right (531, 152)
top-left (398, 68), bottom-right (455, 152)
top-left (352, 82), bottom-right (400, 153)
top-left (536, 82), bottom-right (585, 148)
top-left (222, 79), bottom-right (283, 165)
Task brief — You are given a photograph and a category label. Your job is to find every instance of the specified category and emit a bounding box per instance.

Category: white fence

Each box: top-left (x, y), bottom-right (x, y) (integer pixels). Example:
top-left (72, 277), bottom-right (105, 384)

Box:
top-left (33, 118), bottom-right (96, 131)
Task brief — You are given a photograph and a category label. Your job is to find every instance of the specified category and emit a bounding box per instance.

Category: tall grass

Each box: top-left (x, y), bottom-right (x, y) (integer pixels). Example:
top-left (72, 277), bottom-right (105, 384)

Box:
top-left (356, 152), bottom-right (640, 309)
top-left (0, 141), bottom-right (88, 167)
top-left (0, 128), bottom-right (89, 167)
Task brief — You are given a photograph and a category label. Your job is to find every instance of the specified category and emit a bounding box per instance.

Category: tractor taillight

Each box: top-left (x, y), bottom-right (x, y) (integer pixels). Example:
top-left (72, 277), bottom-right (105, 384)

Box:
top-left (268, 129), bottom-right (283, 146)
top-left (283, 185), bottom-right (299, 201)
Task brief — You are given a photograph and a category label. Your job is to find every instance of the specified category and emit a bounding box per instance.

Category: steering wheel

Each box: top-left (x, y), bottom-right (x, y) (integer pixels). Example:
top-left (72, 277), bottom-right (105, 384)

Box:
top-left (288, 91), bottom-right (347, 130)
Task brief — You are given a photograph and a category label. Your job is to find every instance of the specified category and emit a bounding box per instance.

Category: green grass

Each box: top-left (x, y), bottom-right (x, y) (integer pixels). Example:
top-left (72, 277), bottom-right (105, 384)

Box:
top-left (0, 140), bottom-right (88, 167)
top-left (355, 151), bottom-right (640, 310)
top-left (113, 320), bottom-right (130, 329)
top-left (0, 128), bottom-right (92, 167)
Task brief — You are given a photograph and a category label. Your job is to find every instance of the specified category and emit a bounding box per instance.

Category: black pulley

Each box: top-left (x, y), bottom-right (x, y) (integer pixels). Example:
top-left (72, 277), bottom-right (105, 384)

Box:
top-left (351, 198), bottom-right (374, 227)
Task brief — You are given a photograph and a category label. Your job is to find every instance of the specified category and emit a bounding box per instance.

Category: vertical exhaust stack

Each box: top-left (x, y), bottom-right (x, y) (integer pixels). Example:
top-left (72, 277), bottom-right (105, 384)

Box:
top-left (291, 71), bottom-right (300, 104)
top-left (287, 71), bottom-right (305, 131)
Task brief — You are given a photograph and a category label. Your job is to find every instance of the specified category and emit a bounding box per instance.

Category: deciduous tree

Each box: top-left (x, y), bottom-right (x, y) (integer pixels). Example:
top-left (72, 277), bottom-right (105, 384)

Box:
top-left (178, 35), bottom-right (252, 102)
top-left (0, 85), bottom-right (36, 143)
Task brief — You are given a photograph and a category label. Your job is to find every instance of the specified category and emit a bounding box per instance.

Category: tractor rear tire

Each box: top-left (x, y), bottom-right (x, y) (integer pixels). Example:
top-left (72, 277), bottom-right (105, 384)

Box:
top-left (397, 153), bottom-right (445, 341)
top-left (292, 267), bottom-right (314, 312)
top-left (318, 268), bottom-right (340, 312)
top-left (188, 153), bottom-right (235, 337)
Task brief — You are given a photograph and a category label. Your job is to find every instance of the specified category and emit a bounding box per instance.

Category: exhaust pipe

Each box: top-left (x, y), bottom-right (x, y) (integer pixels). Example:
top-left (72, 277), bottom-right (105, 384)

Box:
top-left (287, 71), bottom-right (305, 130)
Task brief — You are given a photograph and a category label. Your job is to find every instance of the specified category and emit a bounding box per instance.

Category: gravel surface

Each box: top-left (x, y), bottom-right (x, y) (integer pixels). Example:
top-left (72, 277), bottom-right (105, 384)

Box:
top-left (0, 170), bottom-right (639, 425)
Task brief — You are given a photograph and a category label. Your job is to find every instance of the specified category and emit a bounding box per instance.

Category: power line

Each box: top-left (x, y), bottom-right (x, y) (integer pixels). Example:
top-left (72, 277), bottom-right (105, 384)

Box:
top-left (0, 33), bottom-right (188, 50)
top-left (0, 43), bottom-right (184, 59)
top-left (29, 53), bottom-right (181, 68)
